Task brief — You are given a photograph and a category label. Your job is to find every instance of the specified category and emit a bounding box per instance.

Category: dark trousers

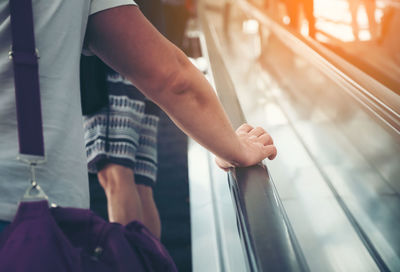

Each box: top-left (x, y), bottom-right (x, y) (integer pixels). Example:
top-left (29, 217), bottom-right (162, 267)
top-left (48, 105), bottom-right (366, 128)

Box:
top-left (285, 0), bottom-right (315, 38)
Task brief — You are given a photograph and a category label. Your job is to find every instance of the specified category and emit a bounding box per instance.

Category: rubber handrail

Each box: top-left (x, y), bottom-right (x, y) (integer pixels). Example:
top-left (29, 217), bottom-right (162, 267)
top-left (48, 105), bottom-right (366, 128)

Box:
top-left (197, 2), bottom-right (310, 271)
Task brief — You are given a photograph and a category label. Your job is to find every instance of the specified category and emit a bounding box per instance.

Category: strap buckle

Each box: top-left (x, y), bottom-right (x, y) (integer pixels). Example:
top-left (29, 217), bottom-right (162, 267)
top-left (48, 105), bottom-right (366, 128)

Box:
top-left (17, 154), bottom-right (48, 202)
top-left (8, 48), bottom-right (39, 60)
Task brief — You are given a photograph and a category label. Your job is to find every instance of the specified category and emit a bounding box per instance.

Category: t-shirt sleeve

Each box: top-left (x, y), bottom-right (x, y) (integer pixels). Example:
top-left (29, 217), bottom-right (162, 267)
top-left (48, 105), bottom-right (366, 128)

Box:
top-left (90, 0), bottom-right (137, 15)
top-left (83, 0), bottom-right (137, 55)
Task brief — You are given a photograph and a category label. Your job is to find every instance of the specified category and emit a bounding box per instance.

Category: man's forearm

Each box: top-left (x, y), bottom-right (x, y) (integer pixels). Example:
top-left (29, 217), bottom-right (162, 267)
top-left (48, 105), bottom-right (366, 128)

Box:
top-left (86, 5), bottom-right (276, 168)
top-left (150, 51), bottom-right (246, 164)
top-left (87, 6), bottom-right (244, 164)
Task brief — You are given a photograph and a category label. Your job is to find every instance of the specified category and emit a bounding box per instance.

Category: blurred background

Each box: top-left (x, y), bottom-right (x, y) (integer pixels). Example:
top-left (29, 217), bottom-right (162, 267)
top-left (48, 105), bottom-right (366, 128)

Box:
top-left (182, 1), bottom-right (400, 271)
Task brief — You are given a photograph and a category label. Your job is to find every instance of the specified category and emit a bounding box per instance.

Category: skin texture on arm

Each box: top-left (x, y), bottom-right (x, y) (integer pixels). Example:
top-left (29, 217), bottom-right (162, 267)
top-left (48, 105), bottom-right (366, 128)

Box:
top-left (85, 5), bottom-right (277, 169)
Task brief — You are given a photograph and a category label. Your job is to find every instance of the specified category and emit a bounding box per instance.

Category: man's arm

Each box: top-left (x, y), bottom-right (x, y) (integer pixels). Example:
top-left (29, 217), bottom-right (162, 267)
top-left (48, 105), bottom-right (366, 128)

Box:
top-left (85, 5), bottom-right (276, 168)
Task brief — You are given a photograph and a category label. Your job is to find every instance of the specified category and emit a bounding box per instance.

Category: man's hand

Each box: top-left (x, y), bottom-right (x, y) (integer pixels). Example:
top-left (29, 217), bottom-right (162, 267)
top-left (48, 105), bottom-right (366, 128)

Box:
top-left (215, 124), bottom-right (277, 171)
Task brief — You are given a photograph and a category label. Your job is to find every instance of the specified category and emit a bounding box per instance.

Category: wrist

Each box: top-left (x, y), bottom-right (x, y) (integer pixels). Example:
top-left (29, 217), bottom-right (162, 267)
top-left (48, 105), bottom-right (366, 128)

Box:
top-left (227, 135), bottom-right (247, 167)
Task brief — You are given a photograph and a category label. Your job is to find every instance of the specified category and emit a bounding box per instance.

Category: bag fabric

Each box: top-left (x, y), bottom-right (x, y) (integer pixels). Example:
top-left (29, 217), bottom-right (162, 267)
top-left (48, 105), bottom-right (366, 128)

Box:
top-left (0, 201), bottom-right (177, 272)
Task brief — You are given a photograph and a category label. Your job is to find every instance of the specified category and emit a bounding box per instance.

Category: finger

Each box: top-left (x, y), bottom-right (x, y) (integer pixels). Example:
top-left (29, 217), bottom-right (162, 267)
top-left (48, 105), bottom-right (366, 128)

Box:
top-left (263, 145), bottom-right (277, 160)
top-left (249, 126), bottom-right (265, 137)
top-left (236, 123), bottom-right (253, 134)
top-left (258, 133), bottom-right (273, 146)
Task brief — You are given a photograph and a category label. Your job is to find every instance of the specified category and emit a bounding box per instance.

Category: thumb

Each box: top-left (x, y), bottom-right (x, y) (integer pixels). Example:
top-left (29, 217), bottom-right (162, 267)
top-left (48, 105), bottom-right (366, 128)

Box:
top-left (215, 156), bottom-right (234, 171)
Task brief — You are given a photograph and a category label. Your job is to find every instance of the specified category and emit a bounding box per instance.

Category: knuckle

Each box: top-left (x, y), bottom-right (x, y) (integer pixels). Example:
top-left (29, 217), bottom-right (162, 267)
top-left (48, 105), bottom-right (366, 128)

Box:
top-left (260, 134), bottom-right (273, 144)
top-left (255, 126), bottom-right (264, 131)
top-left (238, 123), bottom-right (252, 131)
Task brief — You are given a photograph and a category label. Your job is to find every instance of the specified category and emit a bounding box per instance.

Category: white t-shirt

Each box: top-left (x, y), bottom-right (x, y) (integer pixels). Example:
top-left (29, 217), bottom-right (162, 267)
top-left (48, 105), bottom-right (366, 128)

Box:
top-left (0, 0), bottom-right (136, 221)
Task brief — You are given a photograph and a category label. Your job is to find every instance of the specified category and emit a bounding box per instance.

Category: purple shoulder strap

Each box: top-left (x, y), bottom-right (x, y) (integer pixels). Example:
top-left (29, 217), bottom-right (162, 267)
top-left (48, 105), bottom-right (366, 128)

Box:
top-left (9, 0), bottom-right (45, 157)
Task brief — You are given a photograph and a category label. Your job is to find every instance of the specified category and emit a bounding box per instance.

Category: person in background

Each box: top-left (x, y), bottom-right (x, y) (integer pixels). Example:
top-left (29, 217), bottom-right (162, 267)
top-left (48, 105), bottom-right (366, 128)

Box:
top-left (285, 0), bottom-right (316, 38)
top-left (349, 0), bottom-right (377, 41)
top-left (83, 0), bottom-right (165, 238)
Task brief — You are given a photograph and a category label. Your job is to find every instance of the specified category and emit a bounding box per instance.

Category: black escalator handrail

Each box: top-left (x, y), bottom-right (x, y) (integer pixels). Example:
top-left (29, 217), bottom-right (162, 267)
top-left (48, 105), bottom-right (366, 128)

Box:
top-left (228, 167), bottom-right (309, 272)
top-left (198, 3), bottom-right (309, 271)
top-left (238, 0), bottom-right (400, 137)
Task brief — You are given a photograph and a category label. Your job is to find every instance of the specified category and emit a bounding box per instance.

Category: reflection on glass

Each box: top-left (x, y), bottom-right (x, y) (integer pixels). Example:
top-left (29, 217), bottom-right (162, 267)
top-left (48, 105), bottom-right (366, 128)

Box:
top-left (313, 0), bottom-right (400, 92)
top-left (261, 0), bottom-right (400, 92)
top-left (313, 0), bottom-right (379, 42)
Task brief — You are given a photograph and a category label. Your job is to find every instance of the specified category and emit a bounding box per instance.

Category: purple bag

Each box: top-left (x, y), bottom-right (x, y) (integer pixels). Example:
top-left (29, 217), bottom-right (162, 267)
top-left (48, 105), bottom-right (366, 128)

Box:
top-left (0, 0), bottom-right (177, 271)
top-left (0, 201), bottom-right (176, 272)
